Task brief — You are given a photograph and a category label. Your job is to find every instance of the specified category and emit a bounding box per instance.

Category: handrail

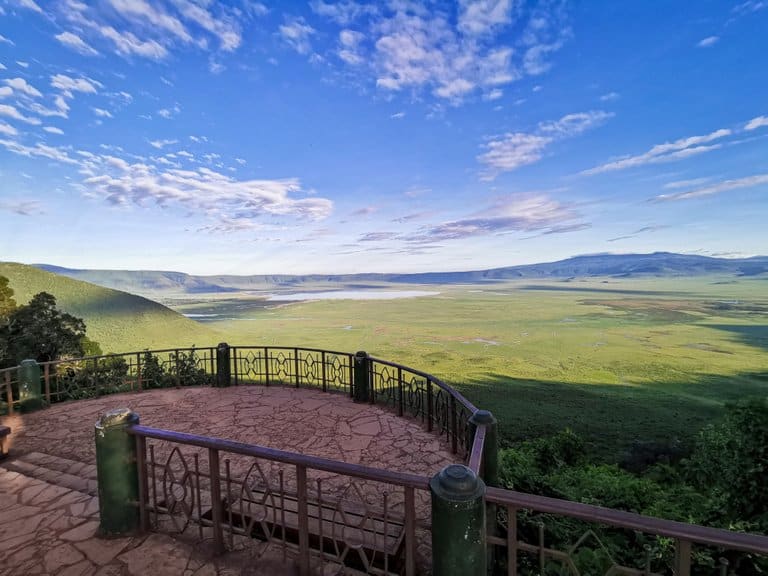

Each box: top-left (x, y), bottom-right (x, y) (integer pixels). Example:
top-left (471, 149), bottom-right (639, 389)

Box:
top-left (368, 354), bottom-right (478, 413)
top-left (467, 424), bottom-right (486, 474)
top-left (485, 486), bottom-right (768, 555)
top-left (128, 423), bottom-right (431, 490)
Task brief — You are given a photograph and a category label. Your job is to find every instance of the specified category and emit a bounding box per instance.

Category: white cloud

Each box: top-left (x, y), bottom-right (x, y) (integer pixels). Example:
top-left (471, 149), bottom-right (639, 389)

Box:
top-left (93, 107), bottom-right (113, 118)
top-left (655, 174), bottom-right (768, 201)
top-left (16, 0), bottom-right (43, 13)
top-left (697, 36), bottom-right (719, 48)
top-left (458, 0), bottom-right (513, 36)
top-left (479, 110), bottom-right (612, 178)
top-left (108, 0), bottom-right (193, 44)
top-left (0, 64), bottom-right (6, 70)
top-left (583, 127), bottom-right (732, 175)
top-left (313, 1), bottom-right (567, 104)
top-left (390, 111), bottom-right (405, 119)
top-left (16, 61), bottom-right (30, 69)
top-left (0, 121), bottom-right (18, 136)
top-left (5, 77), bottom-right (43, 98)
top-left (0, 34), bottom-right (14, 45)
top-left (483, 88), bottom-right (503, 101)
top-left (280, 17), bottom-right (315, 55)
top-left (27, 96), bottom-right (70, 119)
top-left (81, 161), bottom-right (333, 228)
top-left (745, 115), bottom-right (768, 131)
top-left (149, 138), bottom-right (178, 149)
top-left (172, 0), bottom-right (242, 51)
top-left (600, 91), bottom-right (619, 102)
top-left (0, 104), bottom-right (42, 125)
top-left (0, 138), bottom-right (77, 163)
top-left (43, 126), bottom-right (65, 135)
top-left (0, 87), bottom-right (12, 99)
top-left (157, 104), bottom-right (181, 118)
top-left (407, 194), bottom-right (585, 242)
top-left (235, 157), bottom-right (247, 165)
top-left (50, 74), bottom-right (101, 97)
top-left (663, 177), bottom-right (712, 189)
top-left (55, 31), bottom-right (99, 55)
top-left (98, 25), bottom-right (169, 59)
top-left (0, 199), bottom-right (44, 216)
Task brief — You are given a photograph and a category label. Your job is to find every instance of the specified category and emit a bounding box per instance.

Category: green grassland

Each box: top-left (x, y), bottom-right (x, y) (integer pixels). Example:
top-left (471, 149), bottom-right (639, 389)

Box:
top-left (0, 262), bottom-right (220, 352)
top-left (173, 276), bottom-right (768, 459)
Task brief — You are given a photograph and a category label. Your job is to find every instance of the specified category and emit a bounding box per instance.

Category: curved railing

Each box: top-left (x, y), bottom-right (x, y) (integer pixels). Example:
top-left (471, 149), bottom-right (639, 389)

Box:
top-left (0, 344), bottom-right (477, 457)
top-left (3, 345), bottom-right (768, 575)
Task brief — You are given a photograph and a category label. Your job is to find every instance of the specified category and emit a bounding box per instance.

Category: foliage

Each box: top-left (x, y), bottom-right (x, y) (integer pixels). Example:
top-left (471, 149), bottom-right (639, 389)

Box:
top-left (169, 349), bottom-right (213, 387)
top-left (2, 292), bottom-right (87, 366)
top-left (0, 275), bottom-right (17, 362)
top-left (58, 355), bottom-right (131, 400)
top-left (686, 399), bottom-right (768, 526)
top-left (140, 350), bottom-right (169, 389)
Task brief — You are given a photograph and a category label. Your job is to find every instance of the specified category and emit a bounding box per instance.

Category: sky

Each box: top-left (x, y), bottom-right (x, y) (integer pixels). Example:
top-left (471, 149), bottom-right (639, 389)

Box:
top-left (0, 0), bottom-right (766, 275)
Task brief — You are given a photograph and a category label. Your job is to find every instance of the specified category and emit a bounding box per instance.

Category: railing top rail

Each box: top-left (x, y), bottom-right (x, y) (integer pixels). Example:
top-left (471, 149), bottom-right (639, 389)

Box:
top-left (485, 486), bottom-right (768, 555)
top-left (368, 354), bottom-right (478, 413)
top-left (129, 423), bottom-right (431, 490)
top-left (467, 424), bottom-right (486, 474)
top-left (230, 345), bottom-right (354, 357)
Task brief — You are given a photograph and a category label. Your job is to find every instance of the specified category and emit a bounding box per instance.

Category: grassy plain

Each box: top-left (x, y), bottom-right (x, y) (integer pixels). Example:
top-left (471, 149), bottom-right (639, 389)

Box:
top-left (172, 276), bottom-right (768, 459)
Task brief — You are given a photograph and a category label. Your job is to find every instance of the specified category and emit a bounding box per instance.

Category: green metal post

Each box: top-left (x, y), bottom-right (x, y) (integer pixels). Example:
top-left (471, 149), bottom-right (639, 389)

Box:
top-left (216, 342), bottom-right (231, 388)
top-left (430, 464), bottom-right (487, 576)
top-left (353, 351), bottom-right (370, 403)
top-left (468, 410), bottom-right (499, 487)
top-left (95, 408), bottom-right (140, 535)
top-left (18, 359), bottom-right (43, 412)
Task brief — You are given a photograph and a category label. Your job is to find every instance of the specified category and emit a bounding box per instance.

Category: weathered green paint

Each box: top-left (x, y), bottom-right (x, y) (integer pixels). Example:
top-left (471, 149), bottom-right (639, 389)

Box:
top-left (18, 359), bottom-right (43, 412)
top-left (95, 408), bottom-right (140, 535)
top-left (430, 464), bottom-right (486, 576)
top-left (468, 410), bottom-right (499, 487)
top-left (216, 342), bottom-right (231, 387)
top-left (353, 350), bottom-right (370, 403)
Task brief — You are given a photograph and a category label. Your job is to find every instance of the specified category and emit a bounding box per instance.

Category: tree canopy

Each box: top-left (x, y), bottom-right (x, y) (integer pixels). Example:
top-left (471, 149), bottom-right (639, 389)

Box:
top-left (0, 282), bottom-right (93, 366)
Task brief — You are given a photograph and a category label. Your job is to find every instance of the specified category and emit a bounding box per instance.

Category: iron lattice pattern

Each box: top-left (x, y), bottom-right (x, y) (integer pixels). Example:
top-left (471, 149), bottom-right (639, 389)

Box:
top-left (143, 438), bottom-right (426, 575)
top-left (370, 359), bottom-right (473, 459)
top-left (232, 347), bottom-right (353, 394)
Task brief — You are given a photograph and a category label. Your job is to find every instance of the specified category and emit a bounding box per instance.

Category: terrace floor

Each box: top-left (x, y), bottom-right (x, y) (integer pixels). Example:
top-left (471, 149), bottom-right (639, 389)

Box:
top-left (0, 386), bottom-right (457, 575)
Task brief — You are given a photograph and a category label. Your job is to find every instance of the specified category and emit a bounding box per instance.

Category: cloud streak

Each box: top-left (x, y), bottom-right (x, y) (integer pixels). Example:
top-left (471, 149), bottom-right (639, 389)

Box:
top-left (654, 174), bottom-right (768, 201)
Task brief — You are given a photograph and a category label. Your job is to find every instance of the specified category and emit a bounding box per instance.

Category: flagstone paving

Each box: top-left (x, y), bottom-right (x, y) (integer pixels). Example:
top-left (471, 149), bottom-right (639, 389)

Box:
top-left (0, 386), bottom-right (458, 574)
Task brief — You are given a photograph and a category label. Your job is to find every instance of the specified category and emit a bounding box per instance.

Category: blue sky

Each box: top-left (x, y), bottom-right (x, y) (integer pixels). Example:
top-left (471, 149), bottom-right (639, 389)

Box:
top-left (0, 0), bottom-right (766, 275)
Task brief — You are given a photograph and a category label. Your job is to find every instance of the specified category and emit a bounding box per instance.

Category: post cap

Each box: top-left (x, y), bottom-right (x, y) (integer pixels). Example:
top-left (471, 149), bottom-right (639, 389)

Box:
top-left (355, 351), bottom-right (369, 358)
top-left (217, 342), bottom-right (229, 349)
top-left (469, 409), bottom-right (497, 426)
top-left (95, 408), bottom-right (139, 431)
top-left (430, 464), bottom-right (485, 502)
top-left (20, 359), bottom-right (38, 367)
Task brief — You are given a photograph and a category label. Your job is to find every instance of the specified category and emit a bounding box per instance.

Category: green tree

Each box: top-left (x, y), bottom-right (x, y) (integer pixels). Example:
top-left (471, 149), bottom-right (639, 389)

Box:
top-left (0, 276), bottom-right (17, 365)
top-left (4, 292), bottom-right (87, 364)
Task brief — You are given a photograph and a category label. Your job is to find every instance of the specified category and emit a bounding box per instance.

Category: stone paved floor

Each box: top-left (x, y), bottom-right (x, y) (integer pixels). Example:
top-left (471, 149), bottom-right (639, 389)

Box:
top-left (0, 386), bottom-right (458, 575)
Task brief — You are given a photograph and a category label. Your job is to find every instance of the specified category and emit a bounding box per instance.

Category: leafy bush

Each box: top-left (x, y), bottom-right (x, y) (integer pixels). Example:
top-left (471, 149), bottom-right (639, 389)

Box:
top-left (57, 355), bottom-right (130, 400)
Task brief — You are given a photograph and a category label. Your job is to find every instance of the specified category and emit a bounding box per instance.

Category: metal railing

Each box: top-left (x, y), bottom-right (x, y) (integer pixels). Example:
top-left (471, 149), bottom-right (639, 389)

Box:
top-left (3, 345), bottom-right (768, 574)
top-left (128, 424), bottom-right (429, 576)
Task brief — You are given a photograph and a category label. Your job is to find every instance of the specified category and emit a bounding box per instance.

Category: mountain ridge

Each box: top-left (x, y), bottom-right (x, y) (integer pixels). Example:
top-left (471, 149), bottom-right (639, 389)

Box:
top-left (28, 252), bottom-right (768, 296)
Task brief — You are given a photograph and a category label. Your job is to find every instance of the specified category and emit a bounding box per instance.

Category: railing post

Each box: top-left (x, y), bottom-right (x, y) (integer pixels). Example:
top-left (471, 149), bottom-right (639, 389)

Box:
top-left (353, 351), bottom-right (370, 403)
top-left (468, 410), bottom-right (501, 575)
top-left (43, 363), bottom-right (51, 404)
top-left (426, 379), bottom-right (433, 431)
top-left (430, 464), bottom-right (486, 576)
top-left (468, 410), bottom-right (499, 487)
top-left (216, 343), bottom-right (231, 388)
top-left (208, 447), bottom-right (225, 555)
top-left (4, 371), bottom-right (12, 415)
top-left (136, 352), bottom-right (143, 392)
top-left (297, 464), bottom-right (310, 575)
top-left (674, 539), bottom-right (692, 576)
top-left (94, 408), bottom-right (140, 535)
top-left (18, 359), bottom-right (43, 412)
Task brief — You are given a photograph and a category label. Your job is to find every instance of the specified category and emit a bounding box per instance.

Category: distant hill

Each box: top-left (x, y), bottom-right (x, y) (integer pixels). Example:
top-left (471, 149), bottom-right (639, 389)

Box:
top-left (0, 263), bottom-right (219, 352)
top-left (33, 253), bottom-right (768, 297)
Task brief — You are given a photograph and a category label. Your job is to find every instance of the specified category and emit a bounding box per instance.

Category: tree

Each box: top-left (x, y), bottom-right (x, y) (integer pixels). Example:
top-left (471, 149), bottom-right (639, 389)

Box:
top-left (4, 292), bottom-right (87, 364)
top-left (0, 276), bottom-right (17, 365)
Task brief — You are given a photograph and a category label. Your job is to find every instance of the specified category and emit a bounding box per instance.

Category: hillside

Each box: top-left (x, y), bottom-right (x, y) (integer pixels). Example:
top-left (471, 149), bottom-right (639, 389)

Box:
top-left (35, 252), bottom-right (768, 297)
top-left (0, 263), bottom-right (219, 353)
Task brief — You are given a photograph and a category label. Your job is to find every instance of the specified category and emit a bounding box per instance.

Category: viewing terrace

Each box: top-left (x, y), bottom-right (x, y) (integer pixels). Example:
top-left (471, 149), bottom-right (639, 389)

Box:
top-left (1, 344), bottom-right (767, 575)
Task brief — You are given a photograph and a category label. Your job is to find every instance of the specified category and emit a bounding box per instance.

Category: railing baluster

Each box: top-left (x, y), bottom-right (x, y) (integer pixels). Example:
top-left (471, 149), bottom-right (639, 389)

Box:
top-left (264, 347), bottom-right (270, 386)
top-left (150, 444), bottom-right (158, 527)
top-left (225, 459), bottom-right (234, 548)
top-left (232, 347), bottom-right (239, 385)
top-left (675, 539), bottom-right (691, 576)
top-left (321, 351), bottom-right (327, 392)
top-left (451, 395), bottom-right (458, 454)
top-left (43, 363), bottom-right (51, 404)
top-left (427, 378), bottom-right (433, 431)
top-left (404, 486), bottom-right (416, 576)
top-left (294, 348), bottom-right (300, 388)
top-left (507, 506), bottom-right (518, 576)
top-left (194, 453), bottom-right (202, 541)
top-left (208, 447), bottom-right (224, 555)
top-left (136, 434), bottom-right (149, 531)
top-left (4, 371), bottom-right (12, 415)
top-left (397, 367), bottom-right (404, 417)
top-left (296, 464), bottom-right (310, 575)
top-left (136, 352), bottom-right (143, 392)
top-left (348, 354), bottom-right (354, 398)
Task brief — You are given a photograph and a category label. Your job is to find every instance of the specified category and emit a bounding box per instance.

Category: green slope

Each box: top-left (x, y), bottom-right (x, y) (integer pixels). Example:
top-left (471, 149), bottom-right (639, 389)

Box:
top-left (0, 262), bottom-right (220, 353)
